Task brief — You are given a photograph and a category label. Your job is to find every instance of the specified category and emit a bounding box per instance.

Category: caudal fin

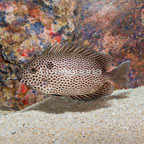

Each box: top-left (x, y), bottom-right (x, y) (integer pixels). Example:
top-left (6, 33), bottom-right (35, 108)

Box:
top-left (108, 61), bottom-right (131, 88)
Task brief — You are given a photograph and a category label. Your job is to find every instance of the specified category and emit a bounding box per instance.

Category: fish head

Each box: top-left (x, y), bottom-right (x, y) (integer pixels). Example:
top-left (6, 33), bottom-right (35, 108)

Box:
top-left (17, 58), bottom-right (47, 88)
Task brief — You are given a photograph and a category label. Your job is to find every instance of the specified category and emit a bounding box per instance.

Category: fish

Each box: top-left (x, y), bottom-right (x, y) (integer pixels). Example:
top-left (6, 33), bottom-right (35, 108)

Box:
top-left (17, 41), bottom-right (130, 101)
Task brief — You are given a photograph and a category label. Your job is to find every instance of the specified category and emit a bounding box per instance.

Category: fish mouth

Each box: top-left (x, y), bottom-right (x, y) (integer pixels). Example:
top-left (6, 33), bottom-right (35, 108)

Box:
top-left (16, 72), bottom-right (21, 81)
top-left (16, 71), bottom-right (23, 81)
top-left (12, 64), bottom-right (22, 81)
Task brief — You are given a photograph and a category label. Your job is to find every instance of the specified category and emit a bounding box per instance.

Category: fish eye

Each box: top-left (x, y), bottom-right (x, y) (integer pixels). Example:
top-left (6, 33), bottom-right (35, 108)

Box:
top-left (46, 61), bottom-right (54, 70)
top-left (30, 68), bottom-right (37, 73)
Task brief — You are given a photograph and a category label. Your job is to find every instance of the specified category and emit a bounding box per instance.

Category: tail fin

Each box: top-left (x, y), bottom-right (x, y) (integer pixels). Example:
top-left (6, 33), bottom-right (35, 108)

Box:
top-left (108, 61), bottom-right (131, 88)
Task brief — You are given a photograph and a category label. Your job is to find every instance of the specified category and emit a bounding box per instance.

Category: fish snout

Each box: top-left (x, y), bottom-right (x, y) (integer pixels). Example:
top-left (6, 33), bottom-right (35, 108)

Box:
top-left (16, 71), bottom-right (22, 81)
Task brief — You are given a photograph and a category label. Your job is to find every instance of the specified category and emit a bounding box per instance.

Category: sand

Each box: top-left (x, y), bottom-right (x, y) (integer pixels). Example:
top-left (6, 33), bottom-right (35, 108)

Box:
top-left (0, 86), bottom-right (144, 144)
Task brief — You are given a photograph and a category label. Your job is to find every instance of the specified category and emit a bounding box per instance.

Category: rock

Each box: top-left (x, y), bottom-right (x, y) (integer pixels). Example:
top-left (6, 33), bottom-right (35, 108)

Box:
top-left (78, 0), bottom-right (144, 87)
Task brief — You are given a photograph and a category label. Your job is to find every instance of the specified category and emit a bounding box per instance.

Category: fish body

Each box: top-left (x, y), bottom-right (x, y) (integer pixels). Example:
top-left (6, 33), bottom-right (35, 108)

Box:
top-left (17, 41), bottom-right (130, 101)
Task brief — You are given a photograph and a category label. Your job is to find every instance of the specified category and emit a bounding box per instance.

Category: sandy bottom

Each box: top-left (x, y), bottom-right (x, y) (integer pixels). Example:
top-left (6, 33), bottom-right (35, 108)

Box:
top-left (0, 86), bottom-right (144, 144)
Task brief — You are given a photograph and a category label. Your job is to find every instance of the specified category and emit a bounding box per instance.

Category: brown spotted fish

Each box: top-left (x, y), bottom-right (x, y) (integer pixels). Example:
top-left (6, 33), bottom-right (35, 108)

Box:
top-left (17, 41), bottom-right (130, 101)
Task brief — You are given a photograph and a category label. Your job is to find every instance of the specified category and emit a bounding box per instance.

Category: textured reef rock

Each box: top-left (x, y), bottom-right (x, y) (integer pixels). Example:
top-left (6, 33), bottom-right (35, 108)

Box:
top-left (78, 0), bottom-right (144, 88)
top-left (0, 0), bottom-right (143, 110)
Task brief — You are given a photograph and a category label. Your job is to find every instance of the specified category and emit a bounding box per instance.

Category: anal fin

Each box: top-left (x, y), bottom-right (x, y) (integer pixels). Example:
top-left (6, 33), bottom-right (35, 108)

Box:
top-left (70, 82), bottom-right (113, 101)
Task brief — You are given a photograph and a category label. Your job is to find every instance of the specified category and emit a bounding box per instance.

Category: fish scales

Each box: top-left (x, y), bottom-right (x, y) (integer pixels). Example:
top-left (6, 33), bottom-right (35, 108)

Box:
top-left (17, 41), bottom-right (130, 101)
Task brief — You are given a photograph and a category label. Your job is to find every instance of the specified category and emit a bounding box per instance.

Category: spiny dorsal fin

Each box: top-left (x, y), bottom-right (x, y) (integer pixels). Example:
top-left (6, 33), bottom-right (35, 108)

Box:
top-left (70, 81), bottom-right (113, 101)
top-left (44, 40), bottom-right (112, 72)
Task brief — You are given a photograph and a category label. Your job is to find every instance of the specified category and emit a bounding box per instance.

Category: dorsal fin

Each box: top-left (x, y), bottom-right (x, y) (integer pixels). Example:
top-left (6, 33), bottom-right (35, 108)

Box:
top-left (43, 40), bottom-right (112, 71)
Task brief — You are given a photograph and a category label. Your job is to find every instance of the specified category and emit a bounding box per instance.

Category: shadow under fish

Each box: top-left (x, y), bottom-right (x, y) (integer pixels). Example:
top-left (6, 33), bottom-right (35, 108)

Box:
top-left (20, 91), bottom-right (130, 114)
